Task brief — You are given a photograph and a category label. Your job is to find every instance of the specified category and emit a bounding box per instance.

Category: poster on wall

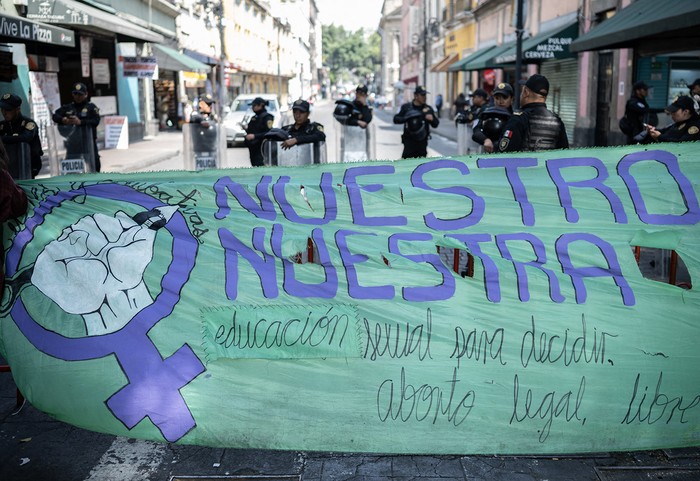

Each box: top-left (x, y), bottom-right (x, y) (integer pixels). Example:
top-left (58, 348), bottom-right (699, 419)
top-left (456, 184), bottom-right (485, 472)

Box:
top-left (28, 71), bottom-right (61, 152)
top-left (2, 145), bottom-right (700, 455)
top-left (92, 58), bottom-right (110, 84)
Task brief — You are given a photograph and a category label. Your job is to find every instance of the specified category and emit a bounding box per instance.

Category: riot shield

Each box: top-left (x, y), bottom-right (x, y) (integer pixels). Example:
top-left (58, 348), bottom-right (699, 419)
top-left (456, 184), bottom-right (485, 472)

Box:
top-left (335, 124), bottom-right (375, 163)
top-left (4, 142), bottom-right (32, 180)
top-left (46, 124), bottom-right (96, 176)
top-left (183, 123), bottom-right (227, 170)
top-left (261, 140), bottom-right (326, 167)
top-left (457, 122), bottom-right (482, 155)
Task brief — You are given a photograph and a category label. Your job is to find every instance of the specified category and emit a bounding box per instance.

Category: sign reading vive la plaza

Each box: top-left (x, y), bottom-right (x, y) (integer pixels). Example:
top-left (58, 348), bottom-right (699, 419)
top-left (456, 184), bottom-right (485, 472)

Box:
top-left (0, 13), bottom-right (74, 47)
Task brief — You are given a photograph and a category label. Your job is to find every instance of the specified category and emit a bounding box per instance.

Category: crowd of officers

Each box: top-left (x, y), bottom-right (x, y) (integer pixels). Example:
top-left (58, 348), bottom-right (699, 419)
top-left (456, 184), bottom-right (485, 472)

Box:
top-left (1, 74), bottom-right (699, 179)
top-left (394, 73), bottom-right (700, 160)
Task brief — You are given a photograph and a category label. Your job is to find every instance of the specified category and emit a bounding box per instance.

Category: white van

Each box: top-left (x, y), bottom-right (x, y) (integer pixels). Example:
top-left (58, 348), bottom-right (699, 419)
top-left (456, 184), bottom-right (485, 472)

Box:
top-left (223, 93), bottom-right (288, 147)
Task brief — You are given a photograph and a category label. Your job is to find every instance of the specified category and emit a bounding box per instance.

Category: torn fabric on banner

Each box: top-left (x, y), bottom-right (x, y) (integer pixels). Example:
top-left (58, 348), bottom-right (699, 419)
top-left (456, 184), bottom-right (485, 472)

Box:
top-left (1, 144), bottom-right (700, 454)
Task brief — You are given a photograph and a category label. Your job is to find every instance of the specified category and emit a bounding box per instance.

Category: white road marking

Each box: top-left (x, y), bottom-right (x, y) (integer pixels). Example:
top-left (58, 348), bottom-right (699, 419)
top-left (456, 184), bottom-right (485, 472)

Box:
top-left (83, 437), bottom-right (167, 481)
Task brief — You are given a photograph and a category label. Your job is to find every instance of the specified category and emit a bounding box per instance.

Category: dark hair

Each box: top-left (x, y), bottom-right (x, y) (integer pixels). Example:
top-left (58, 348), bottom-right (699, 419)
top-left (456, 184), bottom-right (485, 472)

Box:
top-left (0, 139), bottom-right (9, 170)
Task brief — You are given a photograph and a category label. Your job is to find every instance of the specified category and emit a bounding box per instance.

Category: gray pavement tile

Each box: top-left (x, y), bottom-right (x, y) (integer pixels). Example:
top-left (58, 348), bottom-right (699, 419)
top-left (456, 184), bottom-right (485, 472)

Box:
top-left (318, 455), bottom-right (359, 480)
top-left (355, 456), bottom-right (393, 476)
top-left (391, 455), bottom-right (466, 477)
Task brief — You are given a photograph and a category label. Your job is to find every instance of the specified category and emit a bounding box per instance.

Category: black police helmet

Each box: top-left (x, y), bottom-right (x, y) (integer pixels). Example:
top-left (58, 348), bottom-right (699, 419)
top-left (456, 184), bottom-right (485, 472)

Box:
top-left (263, 128), bottom-right (291, 141)
top-left (404, 110), bottom-right (427, 141)
top-left (333, 99), bottom-right (355, 125)
top-left (480, 107), bottom-right (511, 141)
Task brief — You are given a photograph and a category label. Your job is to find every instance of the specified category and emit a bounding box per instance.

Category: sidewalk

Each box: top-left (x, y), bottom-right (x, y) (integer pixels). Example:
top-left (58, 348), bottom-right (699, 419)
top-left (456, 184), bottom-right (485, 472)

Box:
top-left (100, 130), bottom-right (183, 173)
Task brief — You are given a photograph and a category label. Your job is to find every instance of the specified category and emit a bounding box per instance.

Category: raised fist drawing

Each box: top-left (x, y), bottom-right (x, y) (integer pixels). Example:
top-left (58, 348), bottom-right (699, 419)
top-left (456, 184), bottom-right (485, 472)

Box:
top-left (32, 206), bottom-right (177, 335)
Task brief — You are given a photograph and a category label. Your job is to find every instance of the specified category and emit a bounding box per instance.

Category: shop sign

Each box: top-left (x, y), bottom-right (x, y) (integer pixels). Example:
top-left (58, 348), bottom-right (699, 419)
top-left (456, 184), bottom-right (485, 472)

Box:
top-left (121, 56), bottom-right (157, 78)
top-left (104, 116), bottom-right (128, 149)
top-left (27, 0), bottom-right (89, 24)
top-left (0, 13), bottom-right (74, 47)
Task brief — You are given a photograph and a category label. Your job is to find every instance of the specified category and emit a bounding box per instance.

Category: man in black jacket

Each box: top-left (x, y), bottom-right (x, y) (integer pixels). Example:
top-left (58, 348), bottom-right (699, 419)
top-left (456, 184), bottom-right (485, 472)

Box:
top-left (244, 97), bottom-right (274, 166)
top-left (393, 86), bottom-right (439, 159)
top-left (0, 93), bottom-right (43, 178)
top-left (622, 80), bottom-right (664, 144)
top-left (281, 99), bottom-right (325, 149)
top-left (52, 82), bottom-right (101, 172)
top-left (497, 74), bottom-right (568, 152)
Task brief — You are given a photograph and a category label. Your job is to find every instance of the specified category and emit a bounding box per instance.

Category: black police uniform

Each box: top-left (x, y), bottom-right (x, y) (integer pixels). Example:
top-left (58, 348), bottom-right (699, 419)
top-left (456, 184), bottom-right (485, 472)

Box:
top-left (244, 107), bottom-right (274, 167)
top-left (0, 112), bottom-right (43, 178)
top-left (623, 94), bottom-right (654, 144)
top-left (281, 119), bottom-right (326, 145)
top-left (393, 102), bottom-right (439, 159)
top-left (655, 112), bottom-right (700, 142)
top-left (347, 100), bottom-right (373, 127)
top-left (52, 99), bottom-right (102, 172)
top-left (472, 106), bottom-right (512, 147)
top-left (497, 102), bottom-right (569, 152)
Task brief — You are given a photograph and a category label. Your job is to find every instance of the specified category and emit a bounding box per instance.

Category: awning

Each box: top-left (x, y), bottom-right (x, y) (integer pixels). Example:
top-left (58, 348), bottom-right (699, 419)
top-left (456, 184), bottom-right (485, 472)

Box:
top-left (430, 53), bottom-right (459, 72)
top-left (448, 46), bottom-right (497, 72)
top-left (26, 0), bottom-right (164, 43)
top-left (449, 42), bottom-right (516, 71)
top-left (183, 49), bottom-right (221, 66)
top-left (0, 13), bottom-right (75, 47)
top-left (494, 21), bottom-right (579, 64)
top-left (153, 44), bottom-right (211, 73)
top-left (570, 0), bottom-right (700, 53)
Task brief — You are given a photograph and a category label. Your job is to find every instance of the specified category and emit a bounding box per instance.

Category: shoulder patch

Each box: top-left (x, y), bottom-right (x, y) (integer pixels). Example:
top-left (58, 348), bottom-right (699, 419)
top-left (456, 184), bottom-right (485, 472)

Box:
top-left (637, 102), bottom-right (645, 108)
top-left (499, 138), bottom-right (510, 150)
top-left (514, 111), bottom-right (524, 116)
top-left (267, 119), bottom-right (274, 129)
top-left (317, 124), bottom-right (324, 132)
top-left (26, 122), bottom-right (36, 130)
top-left (689, 126), bottom-right (699, 135)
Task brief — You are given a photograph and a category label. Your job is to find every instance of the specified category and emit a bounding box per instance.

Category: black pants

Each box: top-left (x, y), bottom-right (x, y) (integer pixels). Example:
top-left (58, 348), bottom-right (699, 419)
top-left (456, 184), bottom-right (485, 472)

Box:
top-left (246, 140), bottom-right (265, 167)
top-left (401, 139), bottom-right (428, 159)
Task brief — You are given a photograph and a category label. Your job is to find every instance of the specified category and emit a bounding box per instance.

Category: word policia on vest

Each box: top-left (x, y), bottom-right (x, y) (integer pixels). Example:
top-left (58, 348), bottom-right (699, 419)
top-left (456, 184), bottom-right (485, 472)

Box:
top-left (2, 144), bottom-right (699, 455)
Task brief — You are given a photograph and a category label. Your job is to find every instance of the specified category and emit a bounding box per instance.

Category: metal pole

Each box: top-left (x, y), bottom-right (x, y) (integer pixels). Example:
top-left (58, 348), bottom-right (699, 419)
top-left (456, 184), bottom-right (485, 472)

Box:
top-left (423, 0), bottom-right (428, 86)
top-left (514, 0), bottom-right (524, 110)
top-left (277, 21), bottom-right (282, 99)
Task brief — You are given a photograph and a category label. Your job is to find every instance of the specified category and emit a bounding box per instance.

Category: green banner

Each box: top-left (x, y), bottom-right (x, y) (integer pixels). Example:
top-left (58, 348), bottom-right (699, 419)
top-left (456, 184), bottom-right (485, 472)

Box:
top-left (2, 144), bottom-right (700, 454)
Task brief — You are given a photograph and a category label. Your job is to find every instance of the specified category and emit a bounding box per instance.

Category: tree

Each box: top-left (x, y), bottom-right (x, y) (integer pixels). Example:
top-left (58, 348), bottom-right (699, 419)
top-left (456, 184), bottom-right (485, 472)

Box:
top-left (322, 24), bottom-right (380, 87)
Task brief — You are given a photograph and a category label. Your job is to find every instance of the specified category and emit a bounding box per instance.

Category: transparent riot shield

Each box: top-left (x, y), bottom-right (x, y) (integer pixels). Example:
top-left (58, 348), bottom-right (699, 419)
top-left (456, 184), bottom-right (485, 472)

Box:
top-left (457, 122), bottom-right (482, 155)
top-left (183, 123), bottom-right (227, 170)
top-left (335, 124), bottom-right (375, 163)
top-left (4, 142), bottom-right (32, 180)
top-left (261, 140), bottom-right (326, 167)
top-left (46, 124), bottom-right (96, 176)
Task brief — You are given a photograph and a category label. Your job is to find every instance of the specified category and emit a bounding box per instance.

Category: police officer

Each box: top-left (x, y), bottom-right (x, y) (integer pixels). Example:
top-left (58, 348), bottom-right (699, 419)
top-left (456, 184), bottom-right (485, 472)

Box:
top-left (244, 97), bottom-right (274, 167)
top-left (622, 80), bottom-right (662, 144)
top-left (473, 82), bottom-right (513, 153)
top-left (281, 99), bottom-right (325, 149)
top-left (190, 93), bottom-right (217, 126)
top-left (393, 86), bottom-right (439, 159)
top-left (0, 93), bottom-right (43, 178)
top-left (647, 96), bottom-right (700, 143)
top-left (497, 74), bottom-right (569, 152)
top-left (52, 82), bottom-right (101, 171)
top-left (349, 84), bottom-right (373, 128)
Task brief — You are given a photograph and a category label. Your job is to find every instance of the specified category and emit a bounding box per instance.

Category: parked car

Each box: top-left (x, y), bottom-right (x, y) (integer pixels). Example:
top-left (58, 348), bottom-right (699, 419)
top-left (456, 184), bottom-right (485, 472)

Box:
top-left (223, 93), bottom-right (287, 147)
